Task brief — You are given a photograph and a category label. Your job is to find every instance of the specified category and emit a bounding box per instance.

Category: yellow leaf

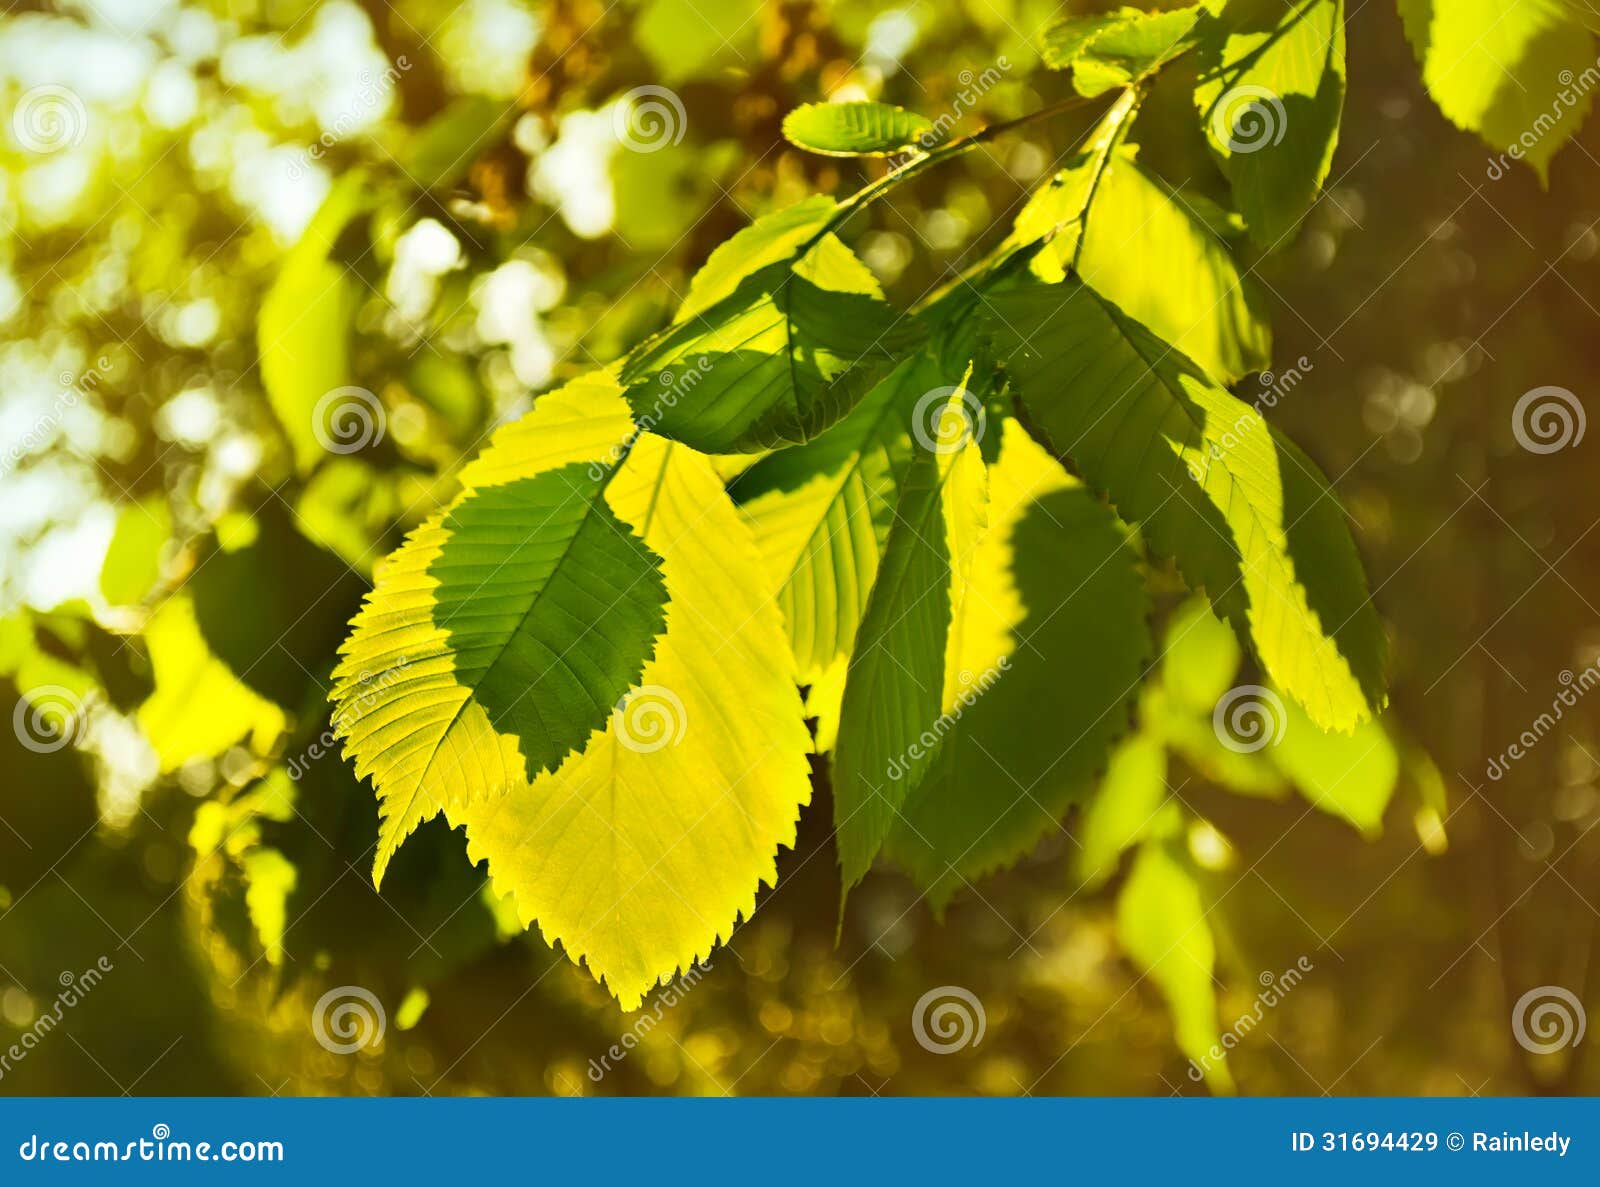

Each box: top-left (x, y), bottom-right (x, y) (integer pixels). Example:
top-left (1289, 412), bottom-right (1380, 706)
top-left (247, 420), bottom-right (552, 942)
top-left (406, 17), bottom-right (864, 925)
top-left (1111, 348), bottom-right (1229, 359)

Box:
top-left (332, 372), bottom-right (664, 888)
top-left (456, 436), bottom-right (812, 1009)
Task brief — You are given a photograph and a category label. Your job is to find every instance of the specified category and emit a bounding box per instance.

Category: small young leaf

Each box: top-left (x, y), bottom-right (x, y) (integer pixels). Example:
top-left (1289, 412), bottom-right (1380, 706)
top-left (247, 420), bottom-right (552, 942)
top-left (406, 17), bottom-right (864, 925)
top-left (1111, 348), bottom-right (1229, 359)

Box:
top-left (1269, 697), bottom-right (1400, 835)
top-left (782, 101), bottom-right (935, 156)
top-left (1041, 6), bottom-right (1203, 95)
top-left (1159, 596), bottom-right (1244, 715)
top-left (1150, 687), bottom-right (1291, 799)
top-left (1040, 11), bottom-right (1138, 70)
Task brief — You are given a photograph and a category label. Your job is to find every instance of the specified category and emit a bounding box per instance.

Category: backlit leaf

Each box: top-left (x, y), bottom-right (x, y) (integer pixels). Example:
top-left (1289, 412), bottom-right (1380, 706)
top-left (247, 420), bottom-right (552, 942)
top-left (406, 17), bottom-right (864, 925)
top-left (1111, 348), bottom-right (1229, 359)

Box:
top-left (1269, 696), bottom-right (1400, 834)
top-left (621, 240), bottom-right (916, 454)
top-left (676, 196), bottom-right (844, 322)
top-left (1041, 6), bottom-right (1204, 95)
top-left (832, 373), bottom-right (988, 892)
top-left (457, 436), bottom-right (812, 1009)
top-left (258, 170), bottom-right (373, 474)
top-left (1076, 732), bottom-right (1174, 889)
top-left (782, 101), bottom-right (935, 156)
top-left (332, 373), bottom-right (669, 886)
top-left (731, 353), bottom-right (930, 681)
top-left (138, 597), bottom-right (288, 771)
top-left (1117, 839), bottom-right (1232, 1092)
top-left (98, 498), bottom-right (169, 608)
top-left (1193, 0), bottom-right (1345, 247)
top-left (881, 422), bottom-right (1153, 910)
top-left (1159, 596), bottom-right (1244, 714)
top-left (1396, 0), bottom-right (1597, 182)
top-left (1011, 144), bottom-right (1272, 384)
top-left (985, 275), bottom-right (1387, 732)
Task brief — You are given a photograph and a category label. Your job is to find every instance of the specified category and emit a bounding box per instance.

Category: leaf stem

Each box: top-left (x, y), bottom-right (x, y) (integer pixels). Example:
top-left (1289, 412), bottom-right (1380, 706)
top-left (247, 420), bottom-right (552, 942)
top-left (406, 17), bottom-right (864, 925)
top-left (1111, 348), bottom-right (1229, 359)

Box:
top-left (1067, 85), bottom-right (1145, 273)
top-left (911, 83), bottom-right (1146, 314)
top-left (800, 92), bottom-right (1103, 255)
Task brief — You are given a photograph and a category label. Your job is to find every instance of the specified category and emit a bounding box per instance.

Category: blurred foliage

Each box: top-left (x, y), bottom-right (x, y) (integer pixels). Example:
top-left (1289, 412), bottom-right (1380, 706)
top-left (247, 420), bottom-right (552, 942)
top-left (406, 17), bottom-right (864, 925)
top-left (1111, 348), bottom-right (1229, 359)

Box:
top-left (0, 0), bottom-right (1598, 1097)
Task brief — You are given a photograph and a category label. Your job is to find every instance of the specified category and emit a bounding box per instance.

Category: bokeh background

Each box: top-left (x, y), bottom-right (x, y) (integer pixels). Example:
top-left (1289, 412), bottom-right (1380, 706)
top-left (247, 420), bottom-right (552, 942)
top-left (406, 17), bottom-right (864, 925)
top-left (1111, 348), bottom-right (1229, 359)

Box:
top-left (1, 0), bottom-right (1598, 1096)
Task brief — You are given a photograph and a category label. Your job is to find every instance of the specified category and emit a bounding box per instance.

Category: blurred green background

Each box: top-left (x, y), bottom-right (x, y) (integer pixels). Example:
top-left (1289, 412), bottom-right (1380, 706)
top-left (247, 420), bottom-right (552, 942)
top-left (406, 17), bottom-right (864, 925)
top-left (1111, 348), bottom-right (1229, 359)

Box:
top-left (1, 0), bottom-right (1597, 1096)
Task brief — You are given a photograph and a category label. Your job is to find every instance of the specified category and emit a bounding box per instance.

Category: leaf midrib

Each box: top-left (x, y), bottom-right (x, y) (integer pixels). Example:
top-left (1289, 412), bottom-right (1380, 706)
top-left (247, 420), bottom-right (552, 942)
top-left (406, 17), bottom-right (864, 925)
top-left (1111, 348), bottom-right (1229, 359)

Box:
top-left (413, 480), bottom-right (619, 802)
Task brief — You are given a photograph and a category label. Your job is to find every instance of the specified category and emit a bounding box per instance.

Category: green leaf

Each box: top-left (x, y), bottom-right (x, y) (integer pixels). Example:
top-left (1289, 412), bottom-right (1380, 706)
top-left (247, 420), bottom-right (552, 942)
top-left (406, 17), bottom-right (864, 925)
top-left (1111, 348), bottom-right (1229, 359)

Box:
top-left (258, 170), bottom-right (373, 474)
top-left (1153, 687), bottom-right (1290, 798)
top-left (1117, 839), bottom-right (1232, 1093)
top-left (331, 373), bottom-right (670, 887)
top-left (1011, 145), bottom-right (1272, 384)
top-left (1077, 733), bottom-right (1175, 890)
top-left (731, 353), bottom-right (930, 681)
top-left (676, 196), bottom-right (843, 322)
top-left (1041, 11), bottom-right (1139, 70)
top-left (1160, 596), bottom-right (1243, 714)
top-left (1193, 0), bottom-right (1345, 247)
top-left (985, 276), bottom-right (1387, 732)
top-left (293, 457), bottom-right (405, 575)
top-left (1041, 6), bottom-right (1204, 95)
top-left (1145, 599), bottom-right (1290, 800)
top-left (98, 497), bottom-right (169, 607)
top-left (137, 596), bottom-right (288, 771)
top-left (1269, 697), bottom-right (1399, 834)
top-left (782, 101), bottom-right (935, 156)
top-left (881, 423), bottom-right (1153, 910)
top-left (456, 436), bottom-right (813, 1010)
top-left (1397, 0), bottom-right (1597, 182)
top-left (832, 372), bottom-right (988, 893)
top-left (622, 237), bottom-right (913, 454)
